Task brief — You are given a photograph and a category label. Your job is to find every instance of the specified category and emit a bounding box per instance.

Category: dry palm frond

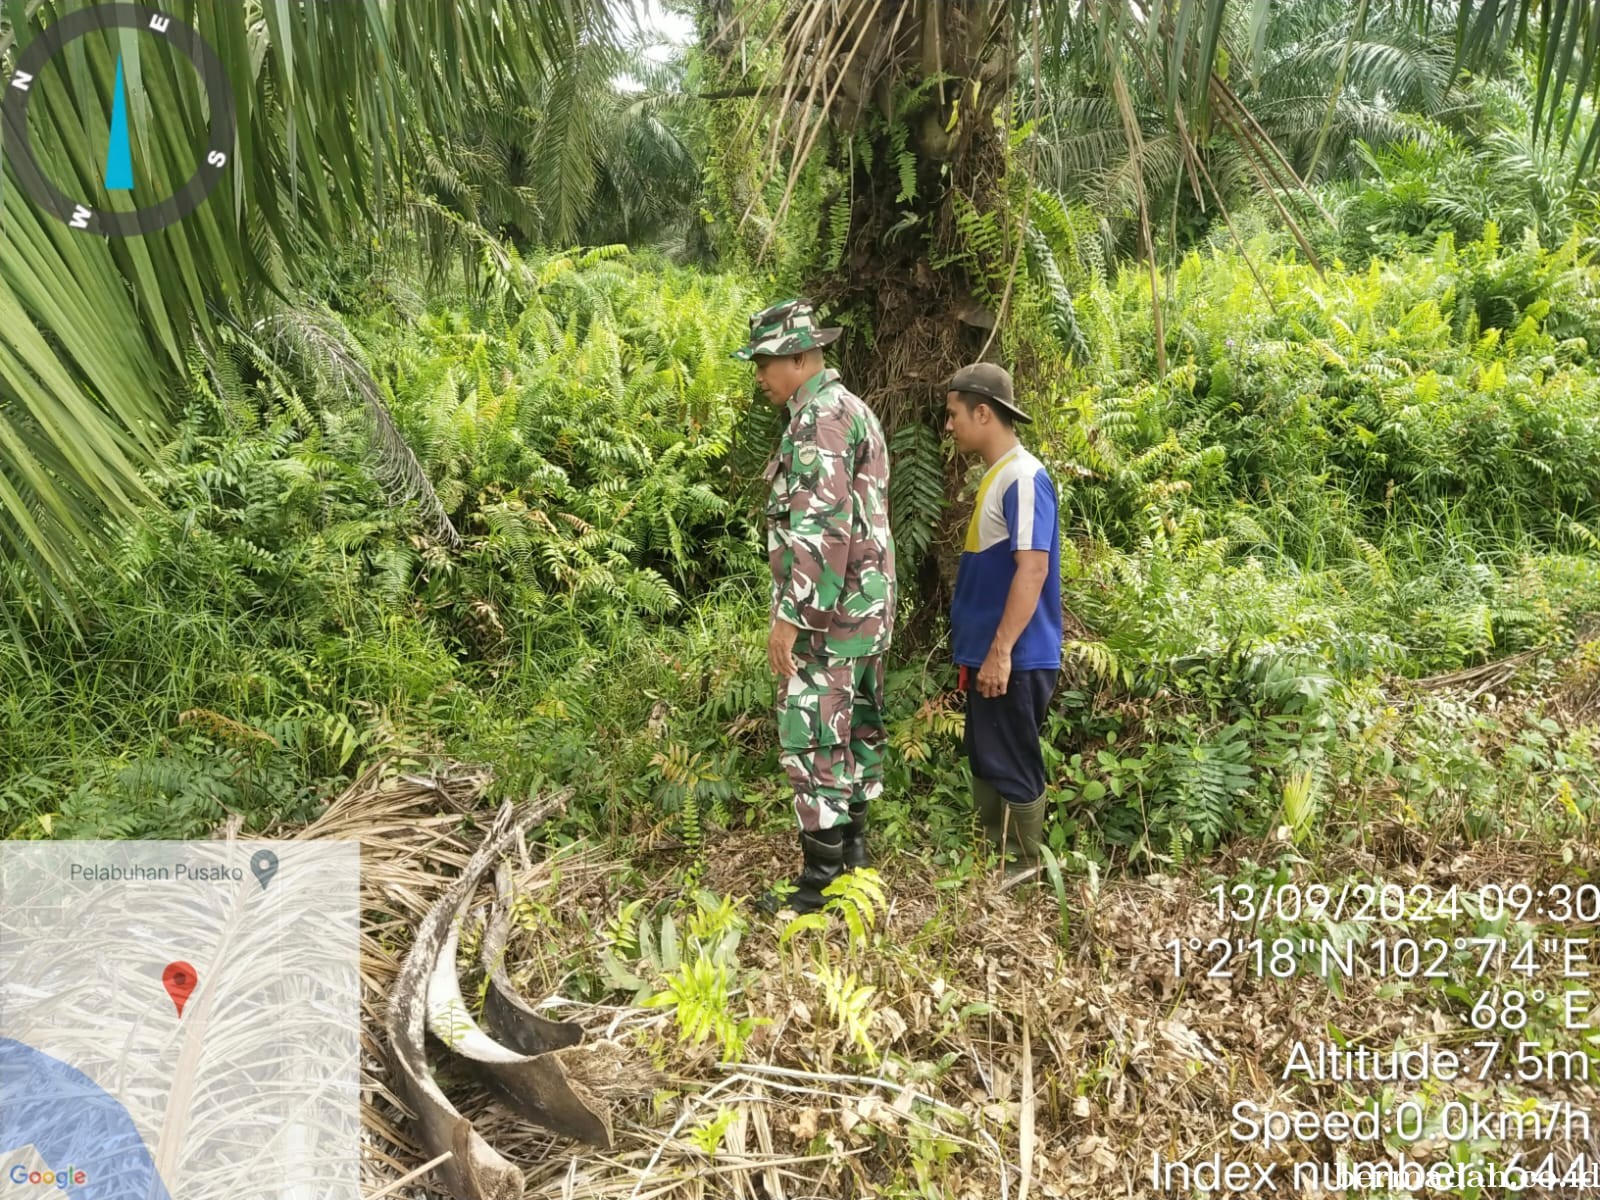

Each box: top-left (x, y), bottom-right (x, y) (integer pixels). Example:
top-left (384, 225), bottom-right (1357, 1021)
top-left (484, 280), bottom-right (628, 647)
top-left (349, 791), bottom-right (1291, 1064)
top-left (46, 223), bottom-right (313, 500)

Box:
top-left (385, 793), bottom-right (570, 1200)
top-left (1406, 644), bottom-right (1547, 697)
top-left (275, 759), bottom-right (493, 1196)
top-left (272, 751), bottom-right (1600, 1200)
top-left (258, 310), bottom-right (465, 551)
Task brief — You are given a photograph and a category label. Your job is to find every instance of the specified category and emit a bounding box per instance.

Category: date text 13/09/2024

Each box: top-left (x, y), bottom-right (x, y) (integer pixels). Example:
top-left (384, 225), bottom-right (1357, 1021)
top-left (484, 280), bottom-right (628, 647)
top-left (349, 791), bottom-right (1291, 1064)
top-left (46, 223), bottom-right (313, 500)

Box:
top-left (1210, 881), bottom-right (1600, 924)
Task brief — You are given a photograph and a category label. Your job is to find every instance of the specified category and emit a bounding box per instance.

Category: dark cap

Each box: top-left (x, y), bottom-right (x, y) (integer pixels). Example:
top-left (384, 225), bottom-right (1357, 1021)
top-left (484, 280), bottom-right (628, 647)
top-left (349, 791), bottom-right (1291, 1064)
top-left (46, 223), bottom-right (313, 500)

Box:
top-left (947, 362), bottom-right (1030, 423)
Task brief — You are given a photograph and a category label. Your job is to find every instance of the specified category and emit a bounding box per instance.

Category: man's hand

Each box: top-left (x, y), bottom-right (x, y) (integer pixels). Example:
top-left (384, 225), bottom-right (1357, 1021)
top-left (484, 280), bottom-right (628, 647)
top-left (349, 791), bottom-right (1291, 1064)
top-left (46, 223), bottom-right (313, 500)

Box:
top-left (768, 619), bottom-right (801, 677)
top-left (977, 644), bottom-right (1012, 697)
top-left (977, 550), bottom-right (1047, 698)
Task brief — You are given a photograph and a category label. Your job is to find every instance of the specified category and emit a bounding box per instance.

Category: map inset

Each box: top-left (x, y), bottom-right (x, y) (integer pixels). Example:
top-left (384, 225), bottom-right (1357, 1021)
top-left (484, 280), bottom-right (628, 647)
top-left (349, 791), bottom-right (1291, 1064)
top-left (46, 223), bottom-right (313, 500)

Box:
top-left (0, 842), bottom-right (360, 1199)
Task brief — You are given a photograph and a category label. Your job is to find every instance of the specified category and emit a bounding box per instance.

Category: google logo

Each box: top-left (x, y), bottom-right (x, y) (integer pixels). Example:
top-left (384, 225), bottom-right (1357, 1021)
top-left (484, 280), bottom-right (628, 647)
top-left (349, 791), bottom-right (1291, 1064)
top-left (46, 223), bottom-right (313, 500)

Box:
top-left (7, 1167), bottom-right (86, 1189)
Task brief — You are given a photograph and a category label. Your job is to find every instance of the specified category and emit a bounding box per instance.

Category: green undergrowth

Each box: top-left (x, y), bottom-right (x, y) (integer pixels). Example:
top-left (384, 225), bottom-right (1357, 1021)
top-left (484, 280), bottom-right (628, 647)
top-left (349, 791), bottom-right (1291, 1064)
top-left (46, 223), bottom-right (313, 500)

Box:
top-left (1, 235), bottom-right (1598, 870)
top-left (997, 220), bottom-right (1600, 862)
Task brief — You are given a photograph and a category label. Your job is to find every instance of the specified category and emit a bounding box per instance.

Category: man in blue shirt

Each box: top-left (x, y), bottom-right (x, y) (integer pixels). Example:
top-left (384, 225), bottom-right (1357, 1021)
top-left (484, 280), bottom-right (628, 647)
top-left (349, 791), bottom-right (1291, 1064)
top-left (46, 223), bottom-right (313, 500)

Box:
top-left (944, 363), bottom-right (1062, 877)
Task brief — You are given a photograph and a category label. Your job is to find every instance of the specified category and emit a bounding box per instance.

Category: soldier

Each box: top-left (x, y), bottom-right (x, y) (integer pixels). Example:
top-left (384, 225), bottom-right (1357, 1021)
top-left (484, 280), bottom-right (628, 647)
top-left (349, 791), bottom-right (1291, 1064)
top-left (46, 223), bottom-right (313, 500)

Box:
top-left (943, 363), bottom-right (1062, 878)
top-left (732, 299), bottom-right (896, 915)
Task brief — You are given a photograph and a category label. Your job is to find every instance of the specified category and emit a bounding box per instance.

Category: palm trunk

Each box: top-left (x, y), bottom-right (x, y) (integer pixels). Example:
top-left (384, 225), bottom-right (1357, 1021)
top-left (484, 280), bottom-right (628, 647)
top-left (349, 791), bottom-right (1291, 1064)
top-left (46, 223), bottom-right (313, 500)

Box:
top-left (824, 1), bottom-right (1018, 645)
top-left (830, 130), bottom-right (1006, 642)
top-left (701, 0), bottom-right (1022, 645)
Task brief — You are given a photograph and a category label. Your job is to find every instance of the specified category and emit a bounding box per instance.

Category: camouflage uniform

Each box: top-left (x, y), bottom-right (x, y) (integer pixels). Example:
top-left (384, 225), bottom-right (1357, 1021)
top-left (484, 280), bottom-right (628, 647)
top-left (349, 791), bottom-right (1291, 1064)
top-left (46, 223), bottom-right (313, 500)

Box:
top-left (766, 368), bottom-right (895, 830)
top-left (737, 300), bottom-right (896, 835)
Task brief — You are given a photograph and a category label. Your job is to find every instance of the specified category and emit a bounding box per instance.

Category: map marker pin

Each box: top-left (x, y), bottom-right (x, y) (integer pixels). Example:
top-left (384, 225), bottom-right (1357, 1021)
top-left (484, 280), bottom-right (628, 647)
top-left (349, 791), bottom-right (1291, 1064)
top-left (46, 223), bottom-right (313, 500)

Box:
top-left (162, 961), bottom-right (197, 1018)
top-left (251, 848), bottom-right (279, 891)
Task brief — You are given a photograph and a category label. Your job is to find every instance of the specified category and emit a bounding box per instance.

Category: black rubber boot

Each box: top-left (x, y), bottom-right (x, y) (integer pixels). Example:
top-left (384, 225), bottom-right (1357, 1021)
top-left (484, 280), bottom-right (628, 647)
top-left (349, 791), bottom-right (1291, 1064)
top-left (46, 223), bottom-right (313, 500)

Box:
top-left (755, 830), bottom-right (846, 915)
top-left (842, 802), bottom-right (869, 870)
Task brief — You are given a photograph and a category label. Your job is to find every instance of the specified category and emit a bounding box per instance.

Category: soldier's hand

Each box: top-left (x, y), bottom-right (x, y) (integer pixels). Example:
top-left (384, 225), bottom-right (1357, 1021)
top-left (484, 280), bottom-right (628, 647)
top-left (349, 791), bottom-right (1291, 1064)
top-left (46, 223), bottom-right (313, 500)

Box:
top-left (768, 619), bottom-right (800, 678)
top-left (977, 646), bottom-right (1011, 697)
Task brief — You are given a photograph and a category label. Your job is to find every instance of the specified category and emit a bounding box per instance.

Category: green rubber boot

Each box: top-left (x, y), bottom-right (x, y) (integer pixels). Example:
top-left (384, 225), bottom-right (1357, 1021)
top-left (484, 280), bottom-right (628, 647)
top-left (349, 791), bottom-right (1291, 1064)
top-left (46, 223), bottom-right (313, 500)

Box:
top-left (971, 777), bottom-right (1006, 851)
top-left (1003, 794), bottom-right (1048, 881)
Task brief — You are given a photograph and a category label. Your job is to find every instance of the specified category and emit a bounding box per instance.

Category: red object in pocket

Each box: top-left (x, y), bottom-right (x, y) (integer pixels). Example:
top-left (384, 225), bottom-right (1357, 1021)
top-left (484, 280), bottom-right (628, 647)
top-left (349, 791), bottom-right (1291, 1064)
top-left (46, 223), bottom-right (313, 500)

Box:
top-left (958, 665), bottom-right (970, 692)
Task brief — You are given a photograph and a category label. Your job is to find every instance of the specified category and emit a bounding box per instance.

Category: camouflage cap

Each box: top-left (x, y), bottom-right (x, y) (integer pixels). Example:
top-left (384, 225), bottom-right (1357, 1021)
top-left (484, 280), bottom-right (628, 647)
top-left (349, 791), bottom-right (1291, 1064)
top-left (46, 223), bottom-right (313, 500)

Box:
top-left (732, 298), bottom-right (843, 361)
top-left (947, 361), bottom-right (1031, 423)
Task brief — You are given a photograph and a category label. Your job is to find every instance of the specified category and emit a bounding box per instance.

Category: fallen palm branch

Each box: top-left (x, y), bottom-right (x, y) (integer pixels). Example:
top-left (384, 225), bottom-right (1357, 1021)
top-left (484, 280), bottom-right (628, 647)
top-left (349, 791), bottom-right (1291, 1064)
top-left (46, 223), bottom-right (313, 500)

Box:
top-left (1406, 645), bottom-right (1547, 698)
top-left (270, 759), bottom-right (631, 1199)
top-left (474, 866), bottom-right (614, 1145)
top-left (427, 918), bottom-right (613, 1149)
top-left (480, 862), bottom-right (585, 1059)
top-left (388, 796), bottom-right (565, 1200)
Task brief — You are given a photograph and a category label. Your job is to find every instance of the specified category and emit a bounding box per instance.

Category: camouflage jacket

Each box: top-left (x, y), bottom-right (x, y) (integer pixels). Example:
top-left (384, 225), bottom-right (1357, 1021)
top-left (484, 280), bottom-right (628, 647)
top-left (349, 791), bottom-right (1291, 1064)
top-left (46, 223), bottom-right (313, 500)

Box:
top-left (764, 368), bottom-right (896, 659)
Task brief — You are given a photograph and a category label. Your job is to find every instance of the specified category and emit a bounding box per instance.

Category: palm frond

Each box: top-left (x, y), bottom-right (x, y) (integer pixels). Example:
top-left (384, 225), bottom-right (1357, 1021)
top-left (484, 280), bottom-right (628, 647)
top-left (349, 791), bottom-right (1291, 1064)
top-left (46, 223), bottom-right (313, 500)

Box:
top-left (258, 310), bottom-right (463, 551)
top-left (0, 0), bottom-right (617, 601)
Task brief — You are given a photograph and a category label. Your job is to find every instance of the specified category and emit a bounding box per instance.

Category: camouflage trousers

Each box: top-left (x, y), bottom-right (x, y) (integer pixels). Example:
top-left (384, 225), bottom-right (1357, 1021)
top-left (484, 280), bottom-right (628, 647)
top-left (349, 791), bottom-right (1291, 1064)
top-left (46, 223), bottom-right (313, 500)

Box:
top-left (777, 654), bottom-right (887, 832)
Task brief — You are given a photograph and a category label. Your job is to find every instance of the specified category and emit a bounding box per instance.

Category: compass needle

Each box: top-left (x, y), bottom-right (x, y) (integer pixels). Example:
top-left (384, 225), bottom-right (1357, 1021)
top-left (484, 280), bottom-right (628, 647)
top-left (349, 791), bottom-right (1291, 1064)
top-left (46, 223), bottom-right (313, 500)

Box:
top-left (104, 53), bottom-right (134, 191)
top-left (2, 4), bottom-right (235, 235)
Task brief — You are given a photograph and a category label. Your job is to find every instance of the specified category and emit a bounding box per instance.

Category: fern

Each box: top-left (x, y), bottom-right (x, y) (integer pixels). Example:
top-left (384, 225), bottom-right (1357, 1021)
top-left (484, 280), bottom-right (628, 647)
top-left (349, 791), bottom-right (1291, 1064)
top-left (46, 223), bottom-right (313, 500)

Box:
top-left (1157, 722), bottom-right (1255, 852)
top-left (890, 120), bottom-right (917, 204)
top-left (825, 193), bottom-right (852, 271)
top-left (821, 869), bottom-right (887, 949)
top-left (617, 893), bottom-right (760, 1059)
top-left (852, 128), bottom-right (875, 176)
top-left (889, 422), bottom-right (944, 569)
top-left (645, 954), bottom-right (757, 1060)
top-left (650, 743), bottom-right (725, 855)
top-left (1024, 219), bottom-right (1091, 362)
top-left (812, 960), bottom-right (878, 1062)
top-left (947, 192), bottom-right (1008, 309)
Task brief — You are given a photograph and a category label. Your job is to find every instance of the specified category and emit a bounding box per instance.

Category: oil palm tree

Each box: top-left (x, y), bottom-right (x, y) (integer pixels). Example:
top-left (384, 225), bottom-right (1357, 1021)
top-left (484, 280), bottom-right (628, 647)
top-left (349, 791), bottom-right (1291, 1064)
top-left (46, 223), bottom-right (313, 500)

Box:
top-left (1321, 68), bottom-right (1600, 259)
top-left (0, 0), bottom-right (618, 613)
top-left (1035, 0), bottom-right (1464, 259)
top-left (2, 0), bottom-right (1594, 618)
top-left (412, 23), bottom-right (703, 252)
top-left (697, 0), bottom-right (1600, 619)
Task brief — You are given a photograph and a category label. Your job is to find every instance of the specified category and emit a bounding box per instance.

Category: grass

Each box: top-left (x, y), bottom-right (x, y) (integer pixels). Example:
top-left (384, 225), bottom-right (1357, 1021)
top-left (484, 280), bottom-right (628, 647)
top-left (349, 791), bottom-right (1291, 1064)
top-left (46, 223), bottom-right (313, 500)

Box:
top-left (5, 231), bottom-right (1600, 1194)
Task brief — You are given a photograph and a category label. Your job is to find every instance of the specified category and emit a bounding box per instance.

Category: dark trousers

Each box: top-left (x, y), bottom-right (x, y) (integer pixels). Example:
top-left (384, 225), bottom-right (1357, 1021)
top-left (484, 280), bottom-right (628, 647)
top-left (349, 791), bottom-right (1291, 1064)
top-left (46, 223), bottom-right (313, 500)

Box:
top-left (963, 668), bottom-right (1058, 804)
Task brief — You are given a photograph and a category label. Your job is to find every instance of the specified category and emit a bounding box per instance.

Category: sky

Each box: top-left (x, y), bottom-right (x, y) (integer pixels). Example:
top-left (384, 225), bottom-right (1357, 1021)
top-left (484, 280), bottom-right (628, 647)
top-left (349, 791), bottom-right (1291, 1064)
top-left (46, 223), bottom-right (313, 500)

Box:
top-left (637, 0), bottom-right (695, 48)
top-left (615, 0), bottom-right (695, 90)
